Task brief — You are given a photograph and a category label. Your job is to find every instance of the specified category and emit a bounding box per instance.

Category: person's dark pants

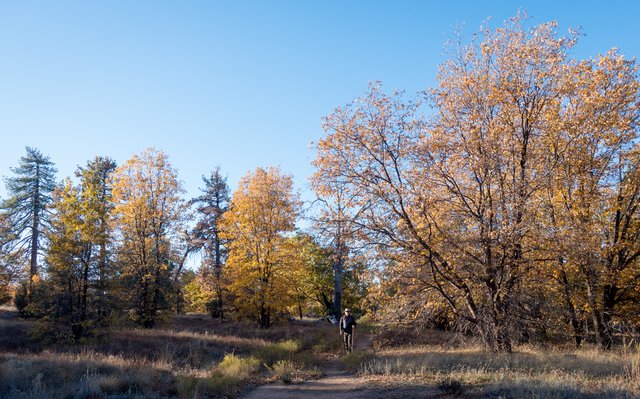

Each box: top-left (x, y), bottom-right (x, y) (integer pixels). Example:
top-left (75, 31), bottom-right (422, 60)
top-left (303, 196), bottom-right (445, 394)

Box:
top-left (343, 332), bottom-right (353, 353)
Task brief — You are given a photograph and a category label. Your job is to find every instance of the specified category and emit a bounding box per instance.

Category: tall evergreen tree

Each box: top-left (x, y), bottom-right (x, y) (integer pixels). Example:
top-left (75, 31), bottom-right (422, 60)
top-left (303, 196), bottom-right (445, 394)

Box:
top-left (1, 147), bottom-right (57, 302)
top-left (76, 156), bottom-right (117, 319)
top-left (191, 167), bottom-right (230, 318)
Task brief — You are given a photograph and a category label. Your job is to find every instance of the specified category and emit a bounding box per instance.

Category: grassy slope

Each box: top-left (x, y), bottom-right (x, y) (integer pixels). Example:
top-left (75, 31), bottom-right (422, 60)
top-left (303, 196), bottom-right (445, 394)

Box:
top-left (0, 309), bottom-right (341, 399)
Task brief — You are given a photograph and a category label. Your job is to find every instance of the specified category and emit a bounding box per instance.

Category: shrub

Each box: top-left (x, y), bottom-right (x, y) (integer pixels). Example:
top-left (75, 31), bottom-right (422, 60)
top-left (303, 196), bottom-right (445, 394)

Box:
top-left (13, 283), bottom-right (28, 316)
top-left (0, 285), bottom-right (11, 306)
top-left (310, 332), bottom-right (342, 352)
top-left (218, 353), bottom-right (261, 379)
top-left (292, 351), bottom-right (320, 368)
top-left (272, 360), bottom-right (294, 384)
top-left (178, 372), bottom-right (245, 398)
top-left (98, 376), bottom-right (142, 395)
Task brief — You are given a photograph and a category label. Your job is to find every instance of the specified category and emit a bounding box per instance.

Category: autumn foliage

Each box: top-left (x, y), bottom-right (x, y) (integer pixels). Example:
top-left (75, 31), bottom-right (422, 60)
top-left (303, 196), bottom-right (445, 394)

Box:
top-left (111, 148), bottom-right (187, 328)
top-left (313, 15), bottom-right (640, 351)
top-left (220, 167), bottom-right (300, 328)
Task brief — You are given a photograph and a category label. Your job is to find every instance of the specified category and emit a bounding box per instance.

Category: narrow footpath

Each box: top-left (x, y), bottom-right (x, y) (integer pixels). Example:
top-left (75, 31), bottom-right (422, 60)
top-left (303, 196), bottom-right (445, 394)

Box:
top-left (240, 334), bottom-right (372, 399)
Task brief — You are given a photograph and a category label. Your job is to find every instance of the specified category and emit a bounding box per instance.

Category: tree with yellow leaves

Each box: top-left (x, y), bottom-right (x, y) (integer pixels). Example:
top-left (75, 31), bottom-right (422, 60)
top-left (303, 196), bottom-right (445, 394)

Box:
top-left (45, 157), bottom-right (117, 338)
top-left (111, 148), bottom-right (186, 328)
top-left (220, 167), bottom-right (300, 328)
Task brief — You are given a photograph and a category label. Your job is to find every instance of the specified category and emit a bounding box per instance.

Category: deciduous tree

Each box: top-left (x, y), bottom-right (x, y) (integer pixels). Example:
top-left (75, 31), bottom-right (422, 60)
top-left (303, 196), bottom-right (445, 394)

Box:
top-left (220, 167), bottom-right (300, 328)
top-left (313, 15), bottom-right (640, 351)
top-left (111, 148), bottom-right (186, 328)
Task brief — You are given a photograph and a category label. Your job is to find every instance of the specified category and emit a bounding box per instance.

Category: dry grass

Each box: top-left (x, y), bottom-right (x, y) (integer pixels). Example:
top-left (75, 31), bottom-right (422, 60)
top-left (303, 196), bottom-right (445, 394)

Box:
top-left (351, 340), bottom-right (640, 398)
top-left (0, 308), bottom-right (339, 398)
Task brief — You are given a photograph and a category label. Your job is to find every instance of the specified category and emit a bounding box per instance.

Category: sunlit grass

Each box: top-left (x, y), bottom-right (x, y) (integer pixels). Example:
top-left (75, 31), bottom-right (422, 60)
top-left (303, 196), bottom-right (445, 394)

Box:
top-left (352, 342), bottom-right (640, 398)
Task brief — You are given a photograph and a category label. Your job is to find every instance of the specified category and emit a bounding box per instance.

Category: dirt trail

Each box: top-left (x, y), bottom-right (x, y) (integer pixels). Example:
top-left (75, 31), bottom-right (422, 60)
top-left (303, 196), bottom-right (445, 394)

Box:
top-left (241, 333), bottom-right (372, 399)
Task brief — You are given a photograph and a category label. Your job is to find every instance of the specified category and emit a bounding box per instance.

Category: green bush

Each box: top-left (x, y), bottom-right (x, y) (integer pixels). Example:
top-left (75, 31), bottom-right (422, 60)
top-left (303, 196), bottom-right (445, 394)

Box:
top-left (311, 333), bottom-right (342, 352)
top-left (292, 351), bottom-right (320, 368)
top-left (13, 283), bottom-right (29, 316)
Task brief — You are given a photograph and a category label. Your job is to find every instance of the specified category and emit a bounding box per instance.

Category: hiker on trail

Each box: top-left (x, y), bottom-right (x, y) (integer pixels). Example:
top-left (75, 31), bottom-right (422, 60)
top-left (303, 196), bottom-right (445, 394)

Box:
top-left (339, 308), bottom-right (357, 353)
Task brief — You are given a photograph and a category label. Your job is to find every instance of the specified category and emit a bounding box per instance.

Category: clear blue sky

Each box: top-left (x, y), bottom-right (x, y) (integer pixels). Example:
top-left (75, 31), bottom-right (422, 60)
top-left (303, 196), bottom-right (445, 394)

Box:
top-left (1, 0), bottom-right (639, 205)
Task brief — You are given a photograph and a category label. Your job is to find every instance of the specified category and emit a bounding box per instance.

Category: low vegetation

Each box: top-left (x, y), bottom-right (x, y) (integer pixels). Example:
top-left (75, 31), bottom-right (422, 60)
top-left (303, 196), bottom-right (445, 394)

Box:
top-left (0, 309), bottom-right (340, 399)
top-left (344, 328), bottom-right (640, 398)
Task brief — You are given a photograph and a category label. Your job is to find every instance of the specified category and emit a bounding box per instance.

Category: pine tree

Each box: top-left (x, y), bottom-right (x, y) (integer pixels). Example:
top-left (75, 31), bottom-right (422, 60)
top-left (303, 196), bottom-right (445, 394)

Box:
top-left (76, 156), bottom-right (117, 320)
top-left (191, 167), bottom-right (230, 318)
top-left (1, 147), bottom-right (57, 303)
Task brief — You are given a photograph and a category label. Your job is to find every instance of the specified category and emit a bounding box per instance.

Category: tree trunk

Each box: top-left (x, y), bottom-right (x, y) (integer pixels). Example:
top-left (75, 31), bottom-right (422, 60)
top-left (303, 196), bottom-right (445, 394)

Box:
top-left (332, 259), bottom-right (343, 319)
top-left (259, 303), bottom-right (271, 328)
top-left (28, 197), bottom-right (40, 302)
top-left (559, 263), bottom-right (583, 348)
top-left (320, 292), bottom-right (333, 315)
top-left (585, 280), bottom-right (603, 347)
top-left (97, 235), bottom-right (108, 322)
top-left (215, 284), bottom-right (224, 320)
top-left (76, 255), bottom-right (90, 340)
top-left (175, 287), bottom-right (183, 315)
top-left (600, 283), bottom-right (617, 350)
top-left (494, 299), bottom-right (512, 353)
